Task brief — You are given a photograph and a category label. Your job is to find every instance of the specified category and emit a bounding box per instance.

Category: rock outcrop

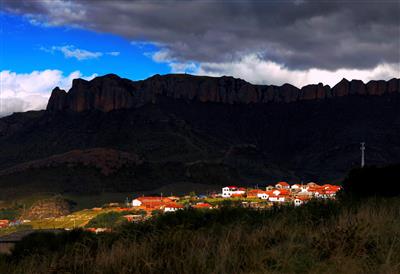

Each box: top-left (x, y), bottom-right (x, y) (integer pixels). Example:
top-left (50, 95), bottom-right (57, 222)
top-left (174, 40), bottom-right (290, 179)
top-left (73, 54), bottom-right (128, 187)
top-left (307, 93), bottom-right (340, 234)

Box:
top-left (46, 74), bottom-right (400, 113)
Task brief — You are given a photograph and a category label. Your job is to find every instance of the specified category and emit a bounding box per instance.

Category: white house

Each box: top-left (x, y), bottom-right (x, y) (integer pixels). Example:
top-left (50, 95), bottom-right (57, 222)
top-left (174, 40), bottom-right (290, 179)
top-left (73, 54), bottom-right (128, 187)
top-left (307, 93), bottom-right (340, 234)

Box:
top-left (222, 186), bottom-right (245, 198)
top-left (268, 195), bottom-right (286, 202)
top-left (291, 184), bottom-right (301, 190)
top-left (164, 203), bottom-right (184, 212)
top-left (293, 197), bottom-right (310, 206)
top-left (257, 192), bottom-right (269, 200)
top-left (132, 199), bottom-right (142, 207)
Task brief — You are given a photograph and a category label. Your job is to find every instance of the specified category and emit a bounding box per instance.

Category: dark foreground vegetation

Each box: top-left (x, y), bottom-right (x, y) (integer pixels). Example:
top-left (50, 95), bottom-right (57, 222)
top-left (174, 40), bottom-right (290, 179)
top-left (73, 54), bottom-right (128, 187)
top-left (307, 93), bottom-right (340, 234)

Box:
top-left (343, 164), bottom-right (400, 197)
top-left (1, 198), bottom-right (399, 274)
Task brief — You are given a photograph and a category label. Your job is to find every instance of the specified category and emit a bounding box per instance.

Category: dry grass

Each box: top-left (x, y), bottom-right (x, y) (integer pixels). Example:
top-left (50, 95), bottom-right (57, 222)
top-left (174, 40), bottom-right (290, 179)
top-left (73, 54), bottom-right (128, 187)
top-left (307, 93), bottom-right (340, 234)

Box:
top-left (1, 198), bottom-right (399, 274)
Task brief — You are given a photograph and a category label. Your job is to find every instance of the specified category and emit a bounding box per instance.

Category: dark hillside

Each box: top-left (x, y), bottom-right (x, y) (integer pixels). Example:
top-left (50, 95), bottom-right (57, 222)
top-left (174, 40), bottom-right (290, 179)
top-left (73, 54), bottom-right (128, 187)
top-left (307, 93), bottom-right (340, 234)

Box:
top-left (0, 74), bottom-right (399, 195)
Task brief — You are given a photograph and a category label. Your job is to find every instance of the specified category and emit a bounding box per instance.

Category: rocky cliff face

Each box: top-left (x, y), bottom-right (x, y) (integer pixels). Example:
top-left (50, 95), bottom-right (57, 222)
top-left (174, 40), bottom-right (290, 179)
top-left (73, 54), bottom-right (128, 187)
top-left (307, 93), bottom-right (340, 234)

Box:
top-left (47, 74), bottom-right (400, 112)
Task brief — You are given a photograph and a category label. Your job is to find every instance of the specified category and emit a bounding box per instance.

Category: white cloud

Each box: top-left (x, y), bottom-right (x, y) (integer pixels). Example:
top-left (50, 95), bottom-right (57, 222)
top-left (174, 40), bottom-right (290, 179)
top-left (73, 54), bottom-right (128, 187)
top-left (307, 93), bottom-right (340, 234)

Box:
top-left (41, 45), bottom-right (120, 61)
top-left (0, 70), bottom-right (97, 117)
top-left (147, 49), bottom-right (198, 74)
top-left (169, 62), bottom-right (198, 74)
top-left (196, 54), bottom-right (400, 87)
top-left (107, 51), bottom-right (120, 56)
top-left (58, 45), bottom-right (102, 60)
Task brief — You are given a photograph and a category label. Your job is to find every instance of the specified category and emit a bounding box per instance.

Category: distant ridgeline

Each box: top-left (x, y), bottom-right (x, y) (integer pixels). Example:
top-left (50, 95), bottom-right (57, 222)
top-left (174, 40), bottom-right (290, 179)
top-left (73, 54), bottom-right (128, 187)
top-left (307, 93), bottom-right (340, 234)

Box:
top-left (47, 73), bottom-right (400, 112)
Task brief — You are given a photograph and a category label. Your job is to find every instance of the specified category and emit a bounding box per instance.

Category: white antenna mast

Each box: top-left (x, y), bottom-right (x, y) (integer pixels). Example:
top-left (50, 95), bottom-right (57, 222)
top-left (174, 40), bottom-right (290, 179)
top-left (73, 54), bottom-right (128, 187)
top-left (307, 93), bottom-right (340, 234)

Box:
top-left (360, 142), bottom-right (366, 168)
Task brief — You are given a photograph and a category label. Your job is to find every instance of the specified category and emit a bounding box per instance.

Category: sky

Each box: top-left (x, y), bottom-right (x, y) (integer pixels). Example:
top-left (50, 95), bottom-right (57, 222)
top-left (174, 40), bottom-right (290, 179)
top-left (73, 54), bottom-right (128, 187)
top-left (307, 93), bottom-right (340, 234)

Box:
top-left (0, 0), bottom-right (399, 116)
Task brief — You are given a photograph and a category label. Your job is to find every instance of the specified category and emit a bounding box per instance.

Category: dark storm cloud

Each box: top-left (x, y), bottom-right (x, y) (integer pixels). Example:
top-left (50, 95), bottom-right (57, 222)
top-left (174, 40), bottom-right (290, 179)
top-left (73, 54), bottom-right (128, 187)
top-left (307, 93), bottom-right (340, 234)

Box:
top-left (3, 0), bottom-right (400, 70)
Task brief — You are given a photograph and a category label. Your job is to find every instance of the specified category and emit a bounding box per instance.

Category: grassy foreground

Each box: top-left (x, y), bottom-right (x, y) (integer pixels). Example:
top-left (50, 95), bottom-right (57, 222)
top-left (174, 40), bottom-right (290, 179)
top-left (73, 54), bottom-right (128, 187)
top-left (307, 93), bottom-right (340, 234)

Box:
top-left (1, 198), bottom-right (399, 274)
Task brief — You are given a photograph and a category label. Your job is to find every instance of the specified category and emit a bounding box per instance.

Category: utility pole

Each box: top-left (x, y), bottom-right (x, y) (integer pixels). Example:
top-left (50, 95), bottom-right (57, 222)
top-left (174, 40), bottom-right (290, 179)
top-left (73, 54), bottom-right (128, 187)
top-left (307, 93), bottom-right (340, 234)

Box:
top-left (360, 142), bottom-right (366, 168)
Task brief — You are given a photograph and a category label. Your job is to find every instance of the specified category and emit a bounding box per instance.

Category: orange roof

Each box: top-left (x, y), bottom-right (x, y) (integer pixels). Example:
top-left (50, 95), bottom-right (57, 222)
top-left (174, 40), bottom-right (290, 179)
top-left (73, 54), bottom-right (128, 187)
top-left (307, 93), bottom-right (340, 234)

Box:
top-left (193, 203), bottom-right (212, 209)
top-left (276, 181), bottom-right (289, 186)
top-left (165, 202), bottom-right (184, 209)
top-left (136, 197), bottom-right (172, 203)
top-left (278, 189), bottom-right (290, 195)
top-left (247, 189), bottom-right (264, 194)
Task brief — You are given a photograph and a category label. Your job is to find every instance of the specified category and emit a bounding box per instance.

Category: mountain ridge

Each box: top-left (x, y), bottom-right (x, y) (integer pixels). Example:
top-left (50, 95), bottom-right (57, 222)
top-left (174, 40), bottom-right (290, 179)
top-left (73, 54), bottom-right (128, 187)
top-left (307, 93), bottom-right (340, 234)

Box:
top-left (47, 73), bottom-right (400, 113)
top-left (1, 73), bottom-right (400, 197)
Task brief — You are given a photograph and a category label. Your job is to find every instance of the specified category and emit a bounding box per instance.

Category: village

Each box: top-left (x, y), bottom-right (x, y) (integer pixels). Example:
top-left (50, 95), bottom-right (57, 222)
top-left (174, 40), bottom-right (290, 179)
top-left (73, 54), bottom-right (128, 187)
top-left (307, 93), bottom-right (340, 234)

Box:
top-left (0, 182), bottom-right (341, 235)
top-left (128, 181), bottom-right (342, 214)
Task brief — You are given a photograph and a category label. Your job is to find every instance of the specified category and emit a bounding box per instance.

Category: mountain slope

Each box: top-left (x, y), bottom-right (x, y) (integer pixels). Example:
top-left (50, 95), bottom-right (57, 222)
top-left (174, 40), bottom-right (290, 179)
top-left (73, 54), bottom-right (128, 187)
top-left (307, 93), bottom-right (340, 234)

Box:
top-left (1, 74), bottom-right (399, 197)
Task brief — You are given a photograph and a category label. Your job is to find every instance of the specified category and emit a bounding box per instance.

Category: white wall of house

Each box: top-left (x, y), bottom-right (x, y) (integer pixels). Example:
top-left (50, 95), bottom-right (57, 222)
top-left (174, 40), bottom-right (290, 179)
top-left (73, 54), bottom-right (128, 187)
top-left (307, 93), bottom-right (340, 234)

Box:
top-left (132, 199), bottom-right (142, 207)
top-left (222, 187), bottom-right (245, 198)
top-left (276, 183), bottom-right (290, 189)
top-left (257, 193), bottom-right (269, 200)
top-left (222, 187), bottom-right (231, 197)
top-left (294, 199), bottom-right (304, 206)
top-left (269, 196), bottom-right (286, 202)
top-left (164, 207), bottom-right (182, 212)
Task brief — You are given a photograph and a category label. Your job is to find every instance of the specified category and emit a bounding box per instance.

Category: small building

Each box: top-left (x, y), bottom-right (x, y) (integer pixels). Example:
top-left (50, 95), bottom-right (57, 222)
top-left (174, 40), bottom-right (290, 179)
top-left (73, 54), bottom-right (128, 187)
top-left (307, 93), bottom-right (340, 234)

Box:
top-left (0, 220), bottom-right (9, 228)
top-left (132, 196), bottom-right (172, 207)
top-left (193, 202), bottom-right (213, 209)
top-left (164, 202), bottom-right (184, 212)
top-left (275, 182), bottom-right (290, 189)
top-left (294, 196), bottom-right (311, 206)
top-left (307, 182), bottom-right (320, 188)
top-left (257, 192), bottom-right (269, 200)
top-left (246, 189), bottom-right (264, 198)
top-left (268, 195), bottom-right (288, 203)
top-left (221, 186), bottom-right (246, 198)
top-left (291, 184), bottom-right (301, 190)
top-left (266, 185), bottom-right (275, 191)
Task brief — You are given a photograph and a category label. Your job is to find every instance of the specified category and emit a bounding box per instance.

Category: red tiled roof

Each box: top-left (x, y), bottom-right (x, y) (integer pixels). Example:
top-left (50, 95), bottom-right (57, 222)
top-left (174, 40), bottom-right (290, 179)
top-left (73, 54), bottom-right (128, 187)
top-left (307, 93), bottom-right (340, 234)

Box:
top-left (276, 181), bottom-right (289, 186)
top-left (164, 202), bottom-right (184, 209)
top-left (193, 203), bottom-right (212, 209)
top-left (136, 197), bottom-right (172, 203)
top-left (278, 189), bottom-right (290, 195)
top-left (247, 189), bottom-right (264, 194)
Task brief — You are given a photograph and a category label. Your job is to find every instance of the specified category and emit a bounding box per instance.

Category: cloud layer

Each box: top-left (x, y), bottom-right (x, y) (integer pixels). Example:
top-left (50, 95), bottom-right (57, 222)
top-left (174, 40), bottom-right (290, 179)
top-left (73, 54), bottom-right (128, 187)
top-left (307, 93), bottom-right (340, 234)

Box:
top-left (196, 54), bottom-right (400, 87)
top-left (0, 70), bottom-right (96, 117)
top-left (3, 0), bottom-right (400, 71)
